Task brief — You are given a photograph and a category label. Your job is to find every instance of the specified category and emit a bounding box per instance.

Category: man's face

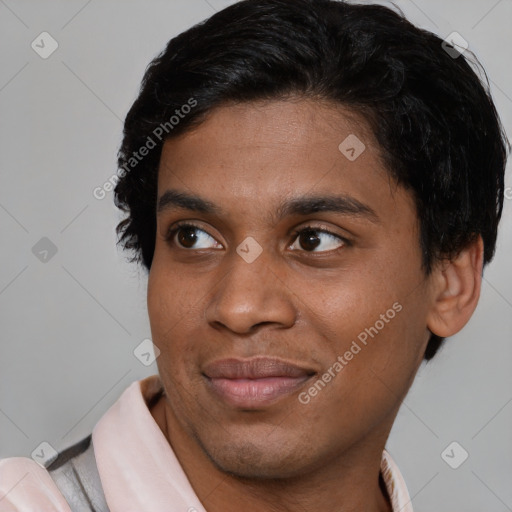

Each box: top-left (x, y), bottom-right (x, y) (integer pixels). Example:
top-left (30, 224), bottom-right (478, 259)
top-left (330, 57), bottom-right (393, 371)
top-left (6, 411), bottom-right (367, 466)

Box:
top-left (148, 99), bottom-right (434, 479)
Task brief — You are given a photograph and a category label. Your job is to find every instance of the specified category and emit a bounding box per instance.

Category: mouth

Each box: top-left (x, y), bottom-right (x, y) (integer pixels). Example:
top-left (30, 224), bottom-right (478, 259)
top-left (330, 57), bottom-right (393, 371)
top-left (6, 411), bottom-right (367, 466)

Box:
top-left (202, 357), bottom-right (316, 409)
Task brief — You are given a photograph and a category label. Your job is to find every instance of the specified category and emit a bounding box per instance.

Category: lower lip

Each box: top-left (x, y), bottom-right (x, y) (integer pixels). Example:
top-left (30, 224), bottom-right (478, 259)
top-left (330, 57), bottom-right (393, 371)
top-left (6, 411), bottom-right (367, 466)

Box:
top-left (205, 376), bottom-right (312, 408)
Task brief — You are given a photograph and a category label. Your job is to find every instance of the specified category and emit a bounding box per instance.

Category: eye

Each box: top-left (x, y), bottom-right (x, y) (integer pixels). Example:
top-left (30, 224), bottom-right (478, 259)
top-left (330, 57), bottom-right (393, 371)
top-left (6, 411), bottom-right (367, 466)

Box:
top-left (289, 227), bottom-right (346, 253)
top-left (165, 223), bottom-right (222, 250)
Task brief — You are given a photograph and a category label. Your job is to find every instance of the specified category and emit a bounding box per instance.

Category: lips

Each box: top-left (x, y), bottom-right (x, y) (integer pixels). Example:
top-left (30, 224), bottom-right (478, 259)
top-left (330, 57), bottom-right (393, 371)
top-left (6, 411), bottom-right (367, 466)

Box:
top-left (202, 357), bottom-right (315, 408)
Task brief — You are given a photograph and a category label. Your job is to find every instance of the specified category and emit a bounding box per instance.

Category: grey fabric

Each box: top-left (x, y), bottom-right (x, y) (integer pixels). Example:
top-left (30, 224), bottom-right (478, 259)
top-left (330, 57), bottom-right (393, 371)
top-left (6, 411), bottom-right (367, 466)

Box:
top-left (47, 435), bottom-right (110, 512)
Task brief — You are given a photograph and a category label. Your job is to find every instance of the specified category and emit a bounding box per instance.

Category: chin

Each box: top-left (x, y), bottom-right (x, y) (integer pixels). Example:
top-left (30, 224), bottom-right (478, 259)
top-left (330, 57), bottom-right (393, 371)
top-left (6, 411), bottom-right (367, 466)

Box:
top-left (196, 432), bottom-right (316, 480)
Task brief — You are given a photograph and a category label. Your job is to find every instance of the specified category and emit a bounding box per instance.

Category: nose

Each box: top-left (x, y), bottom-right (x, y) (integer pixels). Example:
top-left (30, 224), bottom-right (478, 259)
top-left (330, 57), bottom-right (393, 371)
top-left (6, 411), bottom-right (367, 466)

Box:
top-left (205, 248), bottom-right (297, 335)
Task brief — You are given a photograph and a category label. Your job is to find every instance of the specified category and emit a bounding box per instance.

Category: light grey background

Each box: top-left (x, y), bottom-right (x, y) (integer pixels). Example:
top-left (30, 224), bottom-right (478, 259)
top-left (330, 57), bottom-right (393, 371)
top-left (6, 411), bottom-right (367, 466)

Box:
top-left (0, 0), bottom-right (511, 510)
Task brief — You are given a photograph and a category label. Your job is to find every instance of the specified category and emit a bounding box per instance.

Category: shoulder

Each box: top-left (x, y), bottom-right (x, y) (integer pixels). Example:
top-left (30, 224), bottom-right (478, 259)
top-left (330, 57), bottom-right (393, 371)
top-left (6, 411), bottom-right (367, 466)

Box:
top-left (0, 456), bottom-right (71, 512)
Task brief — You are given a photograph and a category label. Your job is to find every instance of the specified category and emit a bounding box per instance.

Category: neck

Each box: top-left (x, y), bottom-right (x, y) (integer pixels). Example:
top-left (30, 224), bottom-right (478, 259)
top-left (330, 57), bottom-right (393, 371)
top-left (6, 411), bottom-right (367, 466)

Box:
top-left (151, 395), bottom-right (394, 512)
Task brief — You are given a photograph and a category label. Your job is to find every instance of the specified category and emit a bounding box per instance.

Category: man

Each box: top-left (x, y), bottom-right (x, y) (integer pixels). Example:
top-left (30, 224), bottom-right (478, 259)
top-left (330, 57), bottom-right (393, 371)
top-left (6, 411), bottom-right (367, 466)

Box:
top-left (0, 0), bottom-right (508, 510)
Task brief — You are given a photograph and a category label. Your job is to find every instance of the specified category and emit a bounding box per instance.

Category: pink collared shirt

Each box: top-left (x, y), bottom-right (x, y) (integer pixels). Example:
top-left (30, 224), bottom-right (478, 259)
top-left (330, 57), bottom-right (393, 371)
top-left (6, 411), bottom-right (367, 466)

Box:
top-left (0, 375), bottom-right (413, 511)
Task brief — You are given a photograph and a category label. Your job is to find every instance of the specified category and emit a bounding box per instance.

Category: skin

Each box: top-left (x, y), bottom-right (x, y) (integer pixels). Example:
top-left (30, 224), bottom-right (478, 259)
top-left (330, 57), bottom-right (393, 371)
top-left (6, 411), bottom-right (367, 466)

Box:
top-left (147, 98), bottom-right (482, 512)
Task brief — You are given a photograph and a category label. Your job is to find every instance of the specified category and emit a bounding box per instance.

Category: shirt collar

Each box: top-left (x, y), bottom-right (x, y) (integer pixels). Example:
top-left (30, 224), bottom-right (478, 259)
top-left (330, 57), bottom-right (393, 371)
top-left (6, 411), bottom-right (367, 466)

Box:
top-left (93, 374), bottom-right (413, 512)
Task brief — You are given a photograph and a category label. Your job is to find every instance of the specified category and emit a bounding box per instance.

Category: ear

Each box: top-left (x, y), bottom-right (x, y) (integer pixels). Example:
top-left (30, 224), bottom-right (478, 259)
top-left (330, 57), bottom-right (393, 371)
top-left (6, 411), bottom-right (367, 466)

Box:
top-left (426, 236), bottom-right (484, 338)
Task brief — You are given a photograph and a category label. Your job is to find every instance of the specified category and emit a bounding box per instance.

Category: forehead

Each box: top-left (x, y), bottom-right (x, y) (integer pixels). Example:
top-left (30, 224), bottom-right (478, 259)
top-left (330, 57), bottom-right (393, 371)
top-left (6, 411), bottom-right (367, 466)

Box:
top-left (156, 99), bottom-right (413, 226)
top-left (159, 98), bottom-right (380, 175)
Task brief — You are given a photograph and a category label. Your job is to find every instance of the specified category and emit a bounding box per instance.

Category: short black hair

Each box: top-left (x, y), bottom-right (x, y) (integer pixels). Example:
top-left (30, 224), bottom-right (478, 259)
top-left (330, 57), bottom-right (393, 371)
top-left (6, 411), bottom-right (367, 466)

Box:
top-left (114, 0), bottom-right (508, 360)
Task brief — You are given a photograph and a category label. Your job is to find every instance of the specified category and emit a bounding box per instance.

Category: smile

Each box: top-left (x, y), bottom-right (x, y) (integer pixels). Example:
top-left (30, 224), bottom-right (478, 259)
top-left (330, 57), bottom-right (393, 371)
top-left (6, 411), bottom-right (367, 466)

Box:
top-left (202, 357), bottom-right (316, 408)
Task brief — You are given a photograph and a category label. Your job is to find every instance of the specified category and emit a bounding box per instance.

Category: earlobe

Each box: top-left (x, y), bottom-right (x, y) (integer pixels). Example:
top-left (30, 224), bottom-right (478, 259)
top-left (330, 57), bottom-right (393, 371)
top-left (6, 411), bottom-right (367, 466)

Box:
top-left (426, 236), bottom-right (484, 338)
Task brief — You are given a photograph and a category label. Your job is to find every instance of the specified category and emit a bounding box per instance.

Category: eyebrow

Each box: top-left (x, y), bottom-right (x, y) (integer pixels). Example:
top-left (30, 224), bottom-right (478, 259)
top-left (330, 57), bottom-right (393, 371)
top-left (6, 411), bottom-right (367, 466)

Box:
top-left (157, 189), bottom-right (222, 215)
top-left (157, 189), bottom-right (379, 223)
top-left (274, 195), bottom-right (379, 224)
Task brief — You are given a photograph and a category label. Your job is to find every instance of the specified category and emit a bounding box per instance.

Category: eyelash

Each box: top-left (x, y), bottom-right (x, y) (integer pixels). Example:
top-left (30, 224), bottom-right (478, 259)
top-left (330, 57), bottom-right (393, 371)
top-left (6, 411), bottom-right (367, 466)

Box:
top-left (165, 222), bottom-right (349, 252)
top-left (164, 222), bottom-right (207, 243)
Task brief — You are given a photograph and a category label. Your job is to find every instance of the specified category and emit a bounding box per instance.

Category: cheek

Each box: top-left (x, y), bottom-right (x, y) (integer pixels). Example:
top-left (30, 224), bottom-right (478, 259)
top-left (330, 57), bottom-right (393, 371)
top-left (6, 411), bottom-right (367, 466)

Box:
top-left (147, 257), bottom-right (200, 330)
top-left (306, 250), bottom-right (428, 376)
top-left (147, 261), bottom-right (210, 379)
top-left (147, 264), bottom-right (188, 358)
top-left (303, 267), bottom-right (398, 347)
top-left (298, 303), bottom-right (426, 446)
